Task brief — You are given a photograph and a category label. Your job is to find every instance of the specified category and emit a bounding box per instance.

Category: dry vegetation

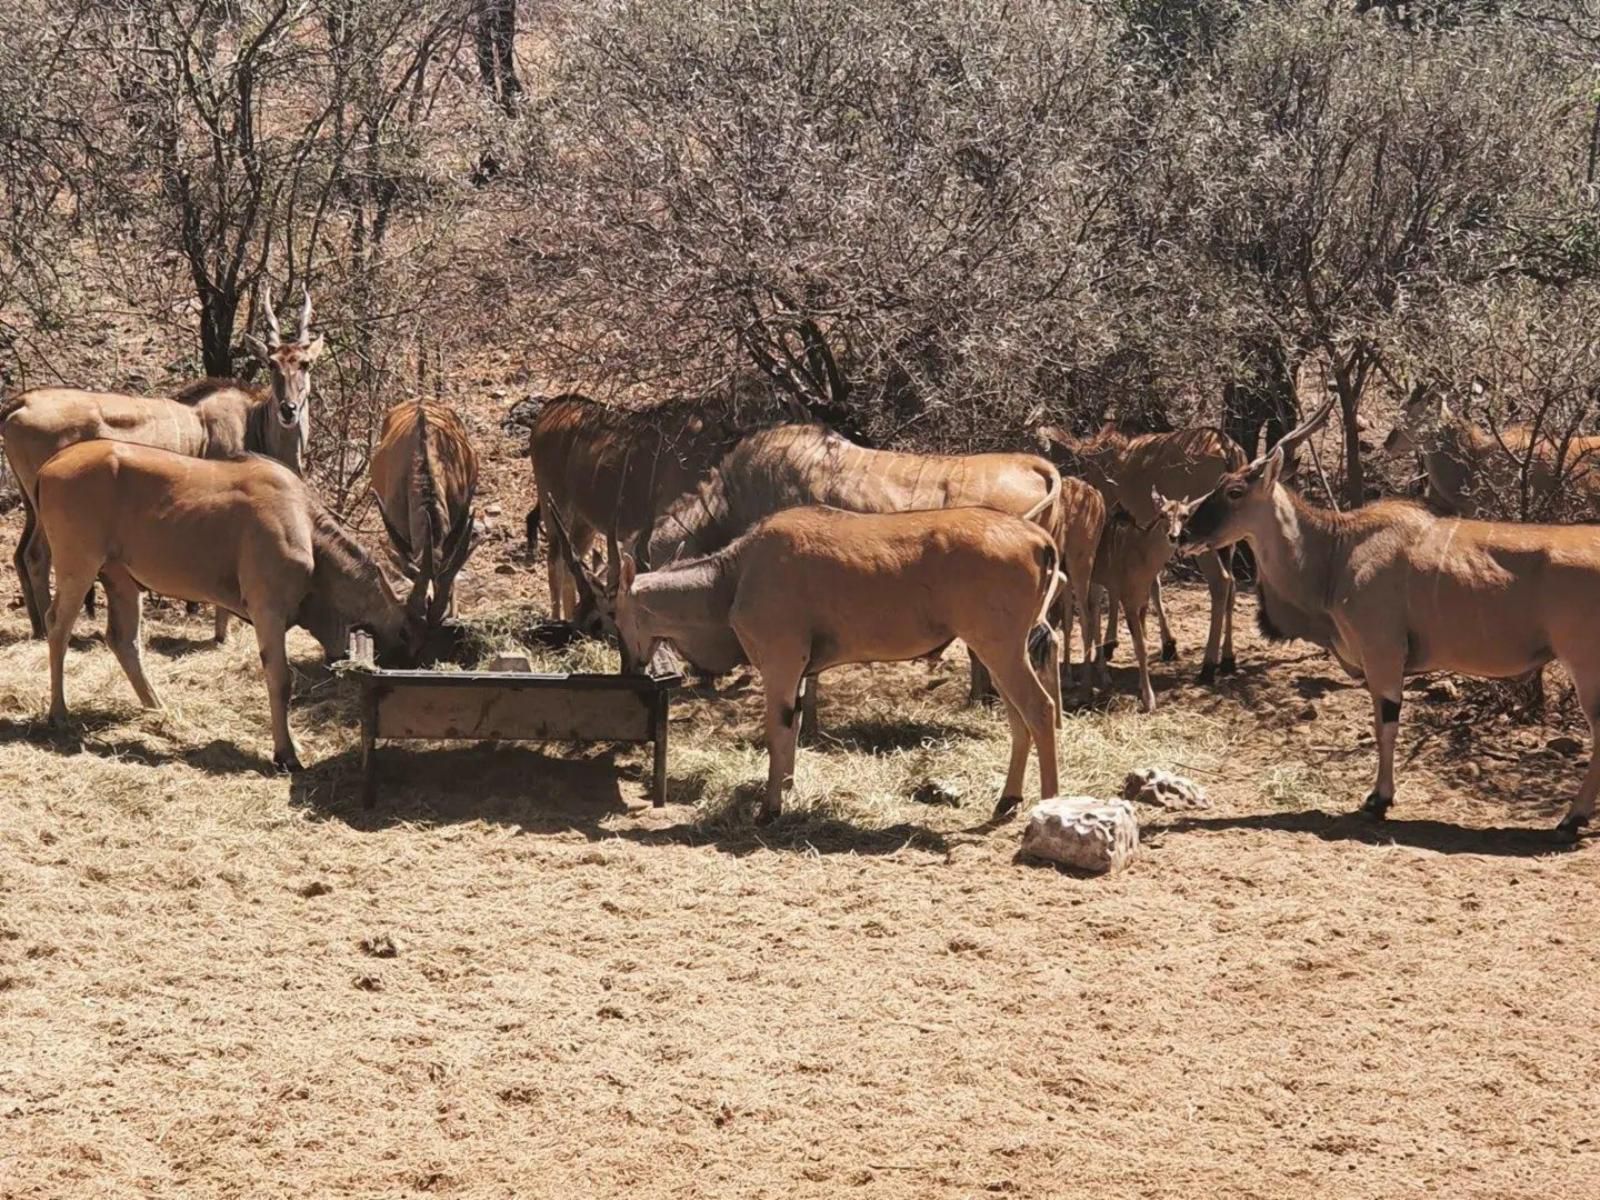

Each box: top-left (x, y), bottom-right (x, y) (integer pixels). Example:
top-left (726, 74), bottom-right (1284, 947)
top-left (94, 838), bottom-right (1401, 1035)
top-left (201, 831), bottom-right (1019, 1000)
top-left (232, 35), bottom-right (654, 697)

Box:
top-left (6, 1), bottom-right (1600, 1195)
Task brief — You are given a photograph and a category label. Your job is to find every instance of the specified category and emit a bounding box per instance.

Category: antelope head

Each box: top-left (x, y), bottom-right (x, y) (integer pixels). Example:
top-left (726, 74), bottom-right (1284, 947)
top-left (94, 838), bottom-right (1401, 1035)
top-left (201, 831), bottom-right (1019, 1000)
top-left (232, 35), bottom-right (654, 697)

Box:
top-left (1178, 397), bottom-right (1335, 553)
top-left (1382, 384), bottom-right (1452, 459)
top-left (548, 509), bottom-right (659, 674)
top-left (246, 287), bottom-right (324, 433)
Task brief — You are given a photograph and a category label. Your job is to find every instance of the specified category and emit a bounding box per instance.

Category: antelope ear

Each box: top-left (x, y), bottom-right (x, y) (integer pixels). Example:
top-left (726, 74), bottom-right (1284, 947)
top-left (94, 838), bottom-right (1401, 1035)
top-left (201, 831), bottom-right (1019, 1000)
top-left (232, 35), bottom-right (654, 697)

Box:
top-left (619, 553), bottom-right (637, 592)
top-left (1150, 485), bottom-right (1165, 511)
top-left (303, 334), bottom-right (326, 364)
top-left (244, 335), bottom-right (270, 363)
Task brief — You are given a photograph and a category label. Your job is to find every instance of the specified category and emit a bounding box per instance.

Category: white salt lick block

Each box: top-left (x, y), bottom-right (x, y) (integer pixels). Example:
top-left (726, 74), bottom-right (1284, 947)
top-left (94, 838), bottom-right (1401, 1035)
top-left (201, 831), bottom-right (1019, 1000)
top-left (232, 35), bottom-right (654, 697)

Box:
top-left (1020, 797), bottom-right (1140, 874)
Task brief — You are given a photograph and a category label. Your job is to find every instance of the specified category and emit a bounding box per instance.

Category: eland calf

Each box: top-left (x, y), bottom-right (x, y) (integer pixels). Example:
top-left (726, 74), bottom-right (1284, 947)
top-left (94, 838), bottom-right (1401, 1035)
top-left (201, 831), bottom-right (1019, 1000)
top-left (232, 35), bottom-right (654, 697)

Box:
top-left (1179, 397), bottom-right (1600, 837)
top-left (36, 441), bottom-right (425, 770)
top-left (1088, 492), bottom-right (1188, 712)
top-left (602, 505), bottom-right (1063, 821)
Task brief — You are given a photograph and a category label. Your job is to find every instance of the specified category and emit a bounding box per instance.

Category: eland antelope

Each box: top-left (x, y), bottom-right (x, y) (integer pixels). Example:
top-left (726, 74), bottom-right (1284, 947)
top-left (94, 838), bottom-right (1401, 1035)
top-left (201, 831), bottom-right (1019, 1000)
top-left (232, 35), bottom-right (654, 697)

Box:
top-left (1178, 397), bottom-right (1600, 837)
top-left (2, 289), bottom-right (322, 641)
top-left (604, 505), bottom-right (1063, 821)
top-left (371, 400), bottom-right (479, 626)
top-left (35, 440), bottom-right (425, 771)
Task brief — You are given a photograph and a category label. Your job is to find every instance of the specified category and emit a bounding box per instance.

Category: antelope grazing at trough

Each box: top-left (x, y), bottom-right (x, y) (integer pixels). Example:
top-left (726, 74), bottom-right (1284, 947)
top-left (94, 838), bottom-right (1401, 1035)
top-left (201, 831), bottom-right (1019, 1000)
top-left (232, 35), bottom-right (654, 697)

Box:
top-left (1088, 493), bottom-right (1189, 712)
top-left (1037, 423), bottom-right (1246, 681)
top-left (2, 289), bottom-right (322, 641)
top-left (640, 423), bottom-right (1070, 715)
top-left (36, 441), bottom-right (425, 771)
top-left (1383, 387), bottom-right (1600, 520)
top-left (1177, 397), bottom-right (1600, 837)
top-left (371, 400), bottom-right (479, 626)
top-left (604, 505), bottom-right (1062, 821)
top-left (504, 391), bottom-right (749, 625)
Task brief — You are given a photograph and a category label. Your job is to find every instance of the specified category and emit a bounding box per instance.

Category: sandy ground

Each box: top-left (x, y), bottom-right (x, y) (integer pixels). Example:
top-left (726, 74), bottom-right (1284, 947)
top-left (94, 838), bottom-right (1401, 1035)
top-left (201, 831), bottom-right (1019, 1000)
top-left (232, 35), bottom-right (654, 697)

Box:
top-left (2, 485), bottom-right (1599, 1200)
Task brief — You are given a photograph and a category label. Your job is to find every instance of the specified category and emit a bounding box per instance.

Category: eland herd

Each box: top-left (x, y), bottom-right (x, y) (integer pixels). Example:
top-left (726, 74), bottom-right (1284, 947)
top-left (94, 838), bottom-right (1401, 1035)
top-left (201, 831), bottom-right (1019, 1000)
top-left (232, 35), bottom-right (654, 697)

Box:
top-left (4, 293), bottom-right (1600, 838)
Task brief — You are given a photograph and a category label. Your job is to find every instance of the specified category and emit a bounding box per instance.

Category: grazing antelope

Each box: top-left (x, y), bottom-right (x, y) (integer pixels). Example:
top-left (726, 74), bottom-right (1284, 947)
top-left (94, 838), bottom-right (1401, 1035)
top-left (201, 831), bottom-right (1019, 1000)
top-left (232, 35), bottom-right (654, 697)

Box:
top-left (1178, 397), bottom-right (1600, 837)
top-left (1383, 387), bottom-right (1600, 520)
top-left (2, 289), bottom-right (322, 641)
top-left (1037, 423), bottom-right (1246, 681)
top-left (35, 441), bottom-right (425, 771)
top-left (370, 400), bottom-right (479, 626)
top-left (602, 505), bottom-right (1062, 821)
top-left (1087, 492), bottom-right (1188, 712)
top-left (641, 423), bottom-right (1069, 715)
top-left (504, 391), bottom-right (750, 625)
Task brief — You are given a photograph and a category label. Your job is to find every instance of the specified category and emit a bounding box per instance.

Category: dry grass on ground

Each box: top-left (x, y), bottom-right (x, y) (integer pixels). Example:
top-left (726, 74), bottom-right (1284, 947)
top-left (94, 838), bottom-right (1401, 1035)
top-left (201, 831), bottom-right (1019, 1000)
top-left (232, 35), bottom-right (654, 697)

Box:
top-left (3, 519), bottom-right (1600, 1197)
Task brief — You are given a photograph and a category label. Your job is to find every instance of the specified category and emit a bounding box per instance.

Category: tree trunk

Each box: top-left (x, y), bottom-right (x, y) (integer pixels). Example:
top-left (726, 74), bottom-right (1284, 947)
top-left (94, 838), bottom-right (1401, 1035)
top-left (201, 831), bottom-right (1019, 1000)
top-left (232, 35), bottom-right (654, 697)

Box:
top-left (1336, 375), bottom-right (1365, 509)
top-left (474, 0), bottom-right (521, 118)
top-left (199, 286), bottom-right (239, 378)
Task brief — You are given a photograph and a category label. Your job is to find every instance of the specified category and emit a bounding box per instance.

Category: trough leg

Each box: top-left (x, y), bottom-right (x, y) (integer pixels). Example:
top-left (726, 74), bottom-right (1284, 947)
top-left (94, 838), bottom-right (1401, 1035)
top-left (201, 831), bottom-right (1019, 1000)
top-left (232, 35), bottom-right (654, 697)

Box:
top-left (360, 688), bottom-right (379, 809)
top-left (651, 691), bottom-right (669, 807)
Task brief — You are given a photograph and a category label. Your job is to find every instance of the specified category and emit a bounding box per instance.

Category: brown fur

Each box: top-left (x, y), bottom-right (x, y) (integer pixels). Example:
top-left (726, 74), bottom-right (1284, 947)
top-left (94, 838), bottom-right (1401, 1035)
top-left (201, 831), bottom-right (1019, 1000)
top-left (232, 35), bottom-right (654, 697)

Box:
top-left (646, 424), bottom-right (1069, 712)
top-left (1088, 497), bottom-right (1188, 712)
top-left (1384, 392), bottom-right (1600, 519)
top-left (34, 441), bottom-right (422, 770)
top-left (1038, 423), bottom-right (1246, 677)
top-left (1181, 397), bottom-right (1600, 834)
top-left (370, 400), bottom-right (479, 626)
top-left (613, 506), bottom-right (1063, 820)
top-left (2, 340), bottom-right (319, 641)
top-left (509, 391), bottom-right (754, 623)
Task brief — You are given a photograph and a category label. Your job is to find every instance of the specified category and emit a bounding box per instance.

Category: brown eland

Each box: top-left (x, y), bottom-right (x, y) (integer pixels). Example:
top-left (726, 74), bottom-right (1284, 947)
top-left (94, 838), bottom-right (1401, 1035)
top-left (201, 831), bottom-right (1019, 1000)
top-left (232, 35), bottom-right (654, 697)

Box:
top-left (637, 423), bottom-right (1071, 720)
top-left (503, 389), bottom-right (757, 625)
top-left (1038, 423), bottom-right (1246, 681)
top-left (1382, 386), bottom-right (1600, 520)
top-left (2, 288), bottom-right (323, 641)
top-left (1178, 396), bottom-right (1600, 838)
top-left (35, 440), bottom-right (426, 771)
top-left (370, 400), bottom-right (479, 626)
top-left (603, 505), bottom-right (1063, 821)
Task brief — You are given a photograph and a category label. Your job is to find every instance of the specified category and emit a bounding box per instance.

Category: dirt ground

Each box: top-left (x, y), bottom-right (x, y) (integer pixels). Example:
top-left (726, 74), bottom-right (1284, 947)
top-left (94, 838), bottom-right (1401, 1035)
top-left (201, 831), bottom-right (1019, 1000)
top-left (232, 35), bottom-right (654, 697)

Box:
top-left (3, 464), bottom-right (1600, 1198)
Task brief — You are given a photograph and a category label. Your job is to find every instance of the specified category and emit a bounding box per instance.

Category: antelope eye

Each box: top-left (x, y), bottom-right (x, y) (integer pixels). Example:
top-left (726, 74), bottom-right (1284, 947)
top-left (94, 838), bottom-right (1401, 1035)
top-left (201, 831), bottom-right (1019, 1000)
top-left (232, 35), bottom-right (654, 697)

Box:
top-left (1225, 485), bottom-right (1248, 500)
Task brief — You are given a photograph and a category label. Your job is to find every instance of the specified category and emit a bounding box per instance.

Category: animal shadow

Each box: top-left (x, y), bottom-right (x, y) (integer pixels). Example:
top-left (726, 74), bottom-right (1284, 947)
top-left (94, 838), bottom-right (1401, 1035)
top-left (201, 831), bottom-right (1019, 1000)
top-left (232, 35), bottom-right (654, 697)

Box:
top-left (1162, 806), bottom-right (1581, 858)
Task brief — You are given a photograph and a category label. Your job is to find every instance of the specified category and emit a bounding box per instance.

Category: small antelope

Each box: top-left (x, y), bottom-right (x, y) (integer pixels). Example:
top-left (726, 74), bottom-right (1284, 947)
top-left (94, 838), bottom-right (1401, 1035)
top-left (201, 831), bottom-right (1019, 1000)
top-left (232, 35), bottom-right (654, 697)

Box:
top-left (36, 441), bottom-right (425, 771)
top-left (1038, 423), bottom-right (1245, 680)
top-left (370, 400), bottom-right (479, 626)
top-left (3, 288), bottom-right (322, 642)
top-left (597, 506), bottom-right (1063, 821)
top-left (1088, 491), bottom-right (1189, 712)
top-left (1178, 397), bottom-right (1600, 837)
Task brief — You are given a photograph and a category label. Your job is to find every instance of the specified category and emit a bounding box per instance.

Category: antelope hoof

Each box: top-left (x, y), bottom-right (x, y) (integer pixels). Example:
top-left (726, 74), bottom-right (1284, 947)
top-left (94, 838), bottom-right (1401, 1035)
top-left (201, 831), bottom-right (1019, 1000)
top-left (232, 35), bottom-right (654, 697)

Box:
top-left (47, 705), bottom-right (69, 728)
top-left (273, 749), bottom-right (306, 774)
top-left (1555, 813), bottom-right (1589, 840)
top-left (1360, 791), bottom-right (1392, 820)
top-left (1160, 638), bottom-right (1178, 662)
top-left (755, 803), bottom-right (782, 826)
top-left (992, 794), bottom-right (1023, 821)
top-left (1219, 655), bottom-right (1238, 676)
top-left (1198, 662), bottom-right (1218, 685)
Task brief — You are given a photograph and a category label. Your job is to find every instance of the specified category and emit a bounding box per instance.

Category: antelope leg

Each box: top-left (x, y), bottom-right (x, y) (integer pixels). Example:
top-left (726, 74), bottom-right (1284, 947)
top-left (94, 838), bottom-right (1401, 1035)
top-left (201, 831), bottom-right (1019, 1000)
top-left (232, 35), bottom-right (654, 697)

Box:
top-left (103, 571), bottom-right (161, 710)
top-left (214, 607), bottom-right (231, 645)
top-left (46, 568), bottom-right (95, 725)
top-left (798, 673), bottom-right (820, 744)
top-left (1126, 598), bottom-right (1155, 713)
top-left (253, 615), bottom-right (303, 772)
top-left (13, 498), bottom-right (44, 637)
top-left (981, 641), bottom-right (1059, 812)
top-left (1151, 576), bottom-right (1177, 661)
top-left (1557, 678), bottom-right (1600, 836)
top-left (1362, 675), bottom-right (1404, 819)
top-left (21, 506), bottom-right (54, 640)
top-left (759, 662), bottom-right (807, 822)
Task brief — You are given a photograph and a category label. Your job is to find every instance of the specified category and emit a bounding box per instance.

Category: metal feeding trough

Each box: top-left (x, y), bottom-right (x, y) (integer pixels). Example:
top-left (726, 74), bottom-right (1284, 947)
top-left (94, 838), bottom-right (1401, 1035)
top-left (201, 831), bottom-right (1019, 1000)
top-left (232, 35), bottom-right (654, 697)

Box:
top-left (343, 631), bottom-right (680, 808)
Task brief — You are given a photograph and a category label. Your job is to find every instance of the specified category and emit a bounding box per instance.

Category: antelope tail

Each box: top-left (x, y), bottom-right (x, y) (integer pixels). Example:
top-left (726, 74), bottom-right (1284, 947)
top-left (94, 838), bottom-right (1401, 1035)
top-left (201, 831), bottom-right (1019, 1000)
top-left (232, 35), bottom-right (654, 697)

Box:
top-left (1023, 464), bottom-right (1061, 525)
